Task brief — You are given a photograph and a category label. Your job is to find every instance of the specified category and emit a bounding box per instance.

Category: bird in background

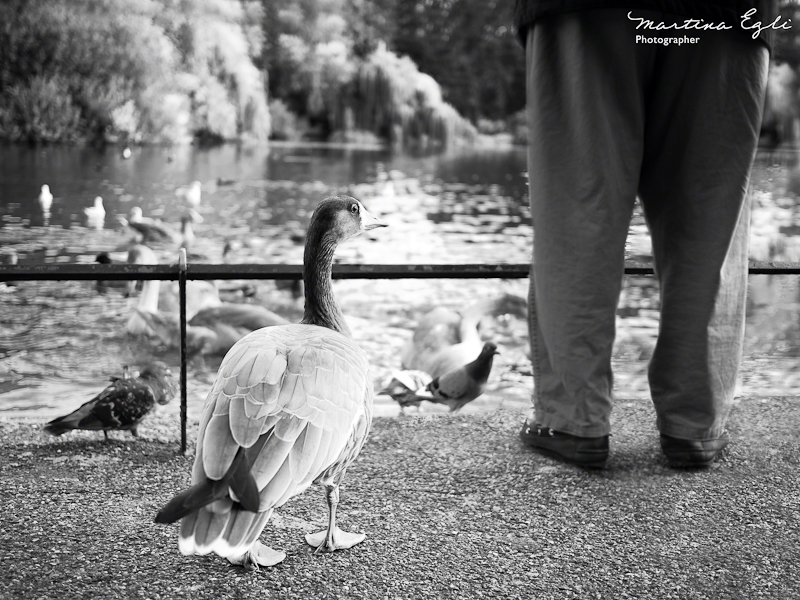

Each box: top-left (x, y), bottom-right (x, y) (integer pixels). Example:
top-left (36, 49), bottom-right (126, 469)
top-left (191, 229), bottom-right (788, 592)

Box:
top-left (43, 362), bottom-right (177, 440)
top-left (120, 207), bottom-right (181, 243)
top-left (384, 342), bottom-right (499, 413)
top-left (84, 196), bottom-right (106, 229)
top-left (401, 294), bottom-right (525, 378)
top-left (154, 196), bottom-right (387, 570)
top-left (38, 184), bottom-right (53, 224)
top-left (184, 180), bottom-right (202, 208)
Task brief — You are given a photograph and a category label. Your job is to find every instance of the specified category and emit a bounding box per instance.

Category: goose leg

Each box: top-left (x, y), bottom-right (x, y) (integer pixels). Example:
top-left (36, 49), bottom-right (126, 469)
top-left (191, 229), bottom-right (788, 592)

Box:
top-left (228, 541), bottom-right (286, 570)
top-left (305, 485), bottom-right (365, 552)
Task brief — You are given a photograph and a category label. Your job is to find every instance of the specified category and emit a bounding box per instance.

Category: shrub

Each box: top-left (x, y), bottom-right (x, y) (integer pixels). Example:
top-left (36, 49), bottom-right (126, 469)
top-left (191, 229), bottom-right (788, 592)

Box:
top-left (269, 99), bottom-right (306, 141)
top-left (1, 75), bottom-right (82, 142)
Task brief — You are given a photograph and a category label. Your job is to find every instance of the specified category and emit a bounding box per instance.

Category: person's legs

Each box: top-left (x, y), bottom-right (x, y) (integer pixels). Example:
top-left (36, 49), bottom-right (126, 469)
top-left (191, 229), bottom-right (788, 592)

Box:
top-left (637, 25), bottom-right (768, 465)
top-left (522, 10), bottom-right (650, 463)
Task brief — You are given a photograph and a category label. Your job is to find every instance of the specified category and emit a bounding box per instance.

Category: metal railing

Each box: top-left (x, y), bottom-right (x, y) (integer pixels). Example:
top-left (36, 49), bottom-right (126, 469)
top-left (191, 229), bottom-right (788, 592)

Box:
top-left (2, 252), bottom-right (800, 453)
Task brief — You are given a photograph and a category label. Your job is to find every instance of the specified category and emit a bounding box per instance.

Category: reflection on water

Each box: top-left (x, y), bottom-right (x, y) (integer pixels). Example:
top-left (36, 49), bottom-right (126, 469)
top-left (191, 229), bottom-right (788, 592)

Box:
top-left (0, 143), bottom-right (798, 424)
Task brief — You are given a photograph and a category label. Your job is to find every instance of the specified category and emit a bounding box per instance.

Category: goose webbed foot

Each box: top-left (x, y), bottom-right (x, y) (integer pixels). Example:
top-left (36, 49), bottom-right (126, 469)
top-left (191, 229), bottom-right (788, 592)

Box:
top-left (227, 541), bottom-right (286, 570)
top-left (305, 484), bottom-right (365, 552)
top-left (305, 527), bottom-right (365, 552)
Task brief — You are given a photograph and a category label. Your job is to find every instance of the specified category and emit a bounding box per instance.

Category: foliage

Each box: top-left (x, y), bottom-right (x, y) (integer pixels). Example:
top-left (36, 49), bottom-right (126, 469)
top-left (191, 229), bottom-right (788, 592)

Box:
top-left (0, 75), bottom-right (82, 142)
top-left (268, 99), bottom-right (307, 140)
top-left (390, 0), bottom-right (525, 122)
top-left (0, 0), bottom-right (269, 143)
top-left (263, 0), bottom-right (478, 147)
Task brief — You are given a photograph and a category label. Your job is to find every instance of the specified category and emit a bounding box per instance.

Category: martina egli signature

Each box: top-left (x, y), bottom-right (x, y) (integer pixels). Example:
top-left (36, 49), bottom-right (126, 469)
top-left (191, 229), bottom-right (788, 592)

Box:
top-left (628, 9), bottom-right (791, 39)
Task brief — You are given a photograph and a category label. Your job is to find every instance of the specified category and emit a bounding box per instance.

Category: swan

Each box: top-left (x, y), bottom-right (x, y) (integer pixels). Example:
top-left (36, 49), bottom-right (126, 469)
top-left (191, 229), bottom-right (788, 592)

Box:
top-left (154, 196), bottom-right (387, 570)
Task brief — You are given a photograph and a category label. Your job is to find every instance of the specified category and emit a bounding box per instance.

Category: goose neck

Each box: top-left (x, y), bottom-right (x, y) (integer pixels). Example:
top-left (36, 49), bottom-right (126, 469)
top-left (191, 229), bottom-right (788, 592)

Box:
top-left (301, 230), bottom-right (350, 336)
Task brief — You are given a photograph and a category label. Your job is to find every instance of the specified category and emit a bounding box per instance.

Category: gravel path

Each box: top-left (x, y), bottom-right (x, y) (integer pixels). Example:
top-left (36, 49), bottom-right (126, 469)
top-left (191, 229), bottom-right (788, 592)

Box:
top-left (1, 397), bottom-right (799, 599)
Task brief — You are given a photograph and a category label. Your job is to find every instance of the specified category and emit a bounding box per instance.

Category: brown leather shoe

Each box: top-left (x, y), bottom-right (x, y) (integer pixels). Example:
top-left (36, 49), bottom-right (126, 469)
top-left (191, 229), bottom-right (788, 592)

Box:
top-left (520, 422), bottom-right (609, 468)
top-left (660, 432), bottom-right (730, 468)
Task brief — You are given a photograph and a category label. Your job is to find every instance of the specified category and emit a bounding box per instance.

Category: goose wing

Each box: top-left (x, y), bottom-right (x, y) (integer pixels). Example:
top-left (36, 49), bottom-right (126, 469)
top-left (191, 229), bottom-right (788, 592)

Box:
top-left (157, 324), bottom-right (373, 558)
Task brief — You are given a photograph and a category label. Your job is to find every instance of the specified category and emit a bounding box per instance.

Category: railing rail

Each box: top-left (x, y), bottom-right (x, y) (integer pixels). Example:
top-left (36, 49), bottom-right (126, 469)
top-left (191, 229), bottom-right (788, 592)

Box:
top-left (3, 255), bottom-right (800, 453)
top-left (3, 259), bottom-right (800, 282)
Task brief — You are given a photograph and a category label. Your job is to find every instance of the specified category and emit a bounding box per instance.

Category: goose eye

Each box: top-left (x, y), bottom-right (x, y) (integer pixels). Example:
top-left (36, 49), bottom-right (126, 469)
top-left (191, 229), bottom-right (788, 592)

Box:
top-left (350, 203), bottom-right (359, 214)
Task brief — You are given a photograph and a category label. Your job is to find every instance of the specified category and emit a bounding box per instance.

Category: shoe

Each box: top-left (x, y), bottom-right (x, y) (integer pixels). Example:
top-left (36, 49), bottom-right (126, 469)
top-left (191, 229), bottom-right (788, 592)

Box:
top-left (520, 422), bottom-right (609, 468)
top-left (660, 432), bottom-right (730, 468)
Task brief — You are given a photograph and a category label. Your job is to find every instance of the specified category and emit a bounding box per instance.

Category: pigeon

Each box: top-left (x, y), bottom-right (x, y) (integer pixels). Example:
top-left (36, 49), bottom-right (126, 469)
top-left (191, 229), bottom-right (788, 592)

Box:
top-left (44, 362), bottom-right (177, 440)
top-left (378, 369), bottom-right (432, 412)
top-left (388, 342), bottom-right (499, 413)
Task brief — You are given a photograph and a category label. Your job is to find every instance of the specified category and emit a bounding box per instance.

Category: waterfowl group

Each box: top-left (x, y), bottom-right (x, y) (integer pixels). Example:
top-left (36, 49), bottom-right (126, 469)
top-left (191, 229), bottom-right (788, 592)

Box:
top-left (155, 196), bottom-right (387, 570)
top-left (44, 362), bottom-right (177, 440)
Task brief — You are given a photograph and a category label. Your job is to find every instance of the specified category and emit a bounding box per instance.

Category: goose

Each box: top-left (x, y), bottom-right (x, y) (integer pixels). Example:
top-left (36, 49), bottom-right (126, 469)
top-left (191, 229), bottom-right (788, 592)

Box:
top-left (44, 362), bottom-right (177, 440)
top-left (84, 196), bottom-right (106, 229)
top-left (154, 196), bottom-right (387, 570)
top-left (133, 300), bottom-right (289, 357)
top-left (122, 207), bottom-right (180, 243)
top-left (401, 294), bottom-right (526, 378)
top-left (389, 342), bottom-right (499, 413)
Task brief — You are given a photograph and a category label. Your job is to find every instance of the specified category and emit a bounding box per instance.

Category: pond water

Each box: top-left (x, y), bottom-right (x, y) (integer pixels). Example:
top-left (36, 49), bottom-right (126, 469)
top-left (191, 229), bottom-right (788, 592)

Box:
top-left (0, 142), bottom-right (798, 428)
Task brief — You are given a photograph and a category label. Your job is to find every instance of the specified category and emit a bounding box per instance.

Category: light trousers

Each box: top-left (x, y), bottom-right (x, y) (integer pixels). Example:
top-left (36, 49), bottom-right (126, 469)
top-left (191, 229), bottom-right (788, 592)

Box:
top-left (526, 9), bottom-right (769, 439)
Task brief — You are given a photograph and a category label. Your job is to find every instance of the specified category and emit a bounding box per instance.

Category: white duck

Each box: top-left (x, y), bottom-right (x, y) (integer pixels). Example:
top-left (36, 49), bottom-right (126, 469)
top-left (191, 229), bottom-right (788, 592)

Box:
top-left (84, 196), bottom-right (106, 229)
top-left (181, 180), bottom-right (202, 208)
top-left (154, 196), bottom-right (387, 570)
top-left (38, 185), bottom-right (53, 219)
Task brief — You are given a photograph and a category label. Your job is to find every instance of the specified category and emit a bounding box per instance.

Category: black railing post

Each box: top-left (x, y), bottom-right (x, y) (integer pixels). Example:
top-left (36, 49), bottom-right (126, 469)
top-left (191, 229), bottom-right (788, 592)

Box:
top-left (178, 249), bottom-right (188, 455)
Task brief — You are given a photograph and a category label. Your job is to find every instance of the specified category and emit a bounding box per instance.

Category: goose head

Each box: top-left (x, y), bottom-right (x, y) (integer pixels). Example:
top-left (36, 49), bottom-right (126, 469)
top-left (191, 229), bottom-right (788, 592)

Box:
top-left (308, 196), bottom-right (387, 246)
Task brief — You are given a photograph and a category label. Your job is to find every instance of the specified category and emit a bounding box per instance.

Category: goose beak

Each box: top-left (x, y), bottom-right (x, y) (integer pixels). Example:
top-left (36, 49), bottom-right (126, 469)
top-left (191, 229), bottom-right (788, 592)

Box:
top-left (360, 208), bottom-right (388, 231)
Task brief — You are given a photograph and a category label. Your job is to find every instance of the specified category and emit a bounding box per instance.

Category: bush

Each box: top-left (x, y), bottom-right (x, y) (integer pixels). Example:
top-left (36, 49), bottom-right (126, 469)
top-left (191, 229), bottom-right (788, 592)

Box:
top-left (0, 75), bottom-right (82, 142)
top-left (349, 43), bottom-right (476, 148)
top-left (268, 99), bottom-right (306, 141)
